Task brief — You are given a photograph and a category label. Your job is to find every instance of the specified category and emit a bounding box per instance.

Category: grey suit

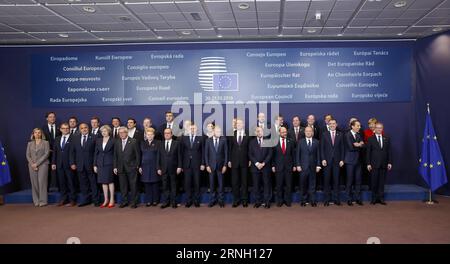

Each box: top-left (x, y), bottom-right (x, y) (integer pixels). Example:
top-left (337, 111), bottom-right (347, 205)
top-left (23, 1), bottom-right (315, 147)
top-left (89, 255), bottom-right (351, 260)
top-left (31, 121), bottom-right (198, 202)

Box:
top-left (26, 140), bottom-right (50, 206)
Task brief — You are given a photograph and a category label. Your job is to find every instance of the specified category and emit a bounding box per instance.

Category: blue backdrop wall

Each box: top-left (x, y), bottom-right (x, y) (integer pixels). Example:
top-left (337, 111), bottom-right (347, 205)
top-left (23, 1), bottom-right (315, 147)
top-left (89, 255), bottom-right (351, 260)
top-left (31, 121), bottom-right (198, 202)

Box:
top-left (1, 35), bottom-right (449, 195)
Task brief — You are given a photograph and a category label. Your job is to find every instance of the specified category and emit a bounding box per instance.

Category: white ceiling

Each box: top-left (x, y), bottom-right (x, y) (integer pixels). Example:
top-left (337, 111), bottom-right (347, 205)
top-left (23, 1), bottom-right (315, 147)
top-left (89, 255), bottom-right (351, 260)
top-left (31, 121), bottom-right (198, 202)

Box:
top-left (0, 0), bottom-right (449, 44)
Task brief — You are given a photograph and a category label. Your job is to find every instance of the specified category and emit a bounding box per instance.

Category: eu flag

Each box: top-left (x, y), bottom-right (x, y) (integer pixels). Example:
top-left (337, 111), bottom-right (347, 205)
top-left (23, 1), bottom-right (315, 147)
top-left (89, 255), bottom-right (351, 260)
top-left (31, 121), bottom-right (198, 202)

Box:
top-left (419, 105), bottom-right (448, 191)
top-left (212, 73), bottom-right (239, 91)
top-left (0, 140), bottom-right (12, 186)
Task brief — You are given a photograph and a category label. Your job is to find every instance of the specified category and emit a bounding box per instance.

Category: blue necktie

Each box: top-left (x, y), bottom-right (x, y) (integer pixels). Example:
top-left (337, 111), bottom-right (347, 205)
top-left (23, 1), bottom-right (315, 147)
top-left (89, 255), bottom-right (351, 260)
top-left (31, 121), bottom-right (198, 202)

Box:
top-left (61, 136), bottom-right (67, 150)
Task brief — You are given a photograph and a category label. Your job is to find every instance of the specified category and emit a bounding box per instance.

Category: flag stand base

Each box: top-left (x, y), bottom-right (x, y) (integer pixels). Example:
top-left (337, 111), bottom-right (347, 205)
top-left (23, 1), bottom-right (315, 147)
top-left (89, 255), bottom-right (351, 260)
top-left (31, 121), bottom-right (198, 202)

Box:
top-left (423, 189), bottom-right (438, 204)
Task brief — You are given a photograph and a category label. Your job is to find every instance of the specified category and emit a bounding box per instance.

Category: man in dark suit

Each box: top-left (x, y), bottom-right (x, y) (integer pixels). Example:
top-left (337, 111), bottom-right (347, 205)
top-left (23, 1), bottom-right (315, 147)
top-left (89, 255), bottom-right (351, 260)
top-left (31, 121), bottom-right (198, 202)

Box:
top-left (366, 122), bottom-right (392, 205)
top-left (302, 114), bottom-right (320, 140)
top-left (344, 120), bottom-right (365, 206)
top-left (158, 111), bottom-right (181, 140)
top-left (158, 128), bottom-right (182, 208)
top-left (70, 123), bottom-right (99, 207)
top-left (142, 117), bottom-right (160, 141)
top-left (287, 115), bottom-right (304, 145)
top-left (113, 126), bottom-right (141, 209)
top-left (272, 126), bottom-right (296, 207)
top-left (68, 116), bottom-right (79, 137)
top-left (205, 126), bottom-right (228, 208)
top-left (180, 124), bottom-right (204, 208)
top-left (249, 127), bottom-right (273, 208)
top-left (42, 111), bottom-right (61, 191)
top-left (296, 126), bottom-right (321, 207)
top-left (228, 118), bottom-right (250, 207)
top-left (111, 117), bottom-right (121, 139)
top-left (51, 123), bottom-right (77, 207)
top-left (127, 118), bottom-right (143, 142)
top-left (90, 116), bottom-right (102, 139)
top-left (320, 119), bottom-right (345, 206)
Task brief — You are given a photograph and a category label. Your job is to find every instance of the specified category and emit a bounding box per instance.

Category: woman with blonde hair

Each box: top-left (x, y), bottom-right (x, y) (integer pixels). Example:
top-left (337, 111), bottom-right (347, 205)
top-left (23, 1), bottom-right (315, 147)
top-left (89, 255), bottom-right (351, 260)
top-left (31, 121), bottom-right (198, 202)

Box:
top-left (363, 118), bottom-right (383, 143)
top-left (94, 125), bottom-right (115, 208)
top-left (26, 128), bottom-right (50, 206)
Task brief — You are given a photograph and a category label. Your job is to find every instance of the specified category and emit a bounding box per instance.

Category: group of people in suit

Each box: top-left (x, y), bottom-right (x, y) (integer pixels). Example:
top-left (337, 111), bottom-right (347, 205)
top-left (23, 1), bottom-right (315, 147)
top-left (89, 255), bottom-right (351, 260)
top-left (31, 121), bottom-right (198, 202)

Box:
top-left (26, 111), bottom-right (392, 209)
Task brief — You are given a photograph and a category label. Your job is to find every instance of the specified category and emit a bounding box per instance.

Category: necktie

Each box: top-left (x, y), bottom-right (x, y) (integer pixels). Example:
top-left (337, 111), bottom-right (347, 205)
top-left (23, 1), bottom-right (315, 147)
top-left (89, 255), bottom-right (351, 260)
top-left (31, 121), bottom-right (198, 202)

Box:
top-left (168, 124), bottom-right (171, 129)
top-left (214, 138), bottom-right (218, 151)
top-left (114, 128), bottom-right (118, 138)
top-left (61, 136), bottom-right (67, 149)
top-left (377, 135), bottom-right (382, 148)
top-left (190, 135), bottom-right (194, 148)
top-left (50, 125), bottom-right (55, 139)
top-left (295, 128), bottom-right (299, 141)
top-left (166, 141), bottom-right (170, 152)
top-left (258, 138), bottom-right (262, 148)
top-left (122, 140), bottom-right (126, 151)
top-left (238, 132), bottom-right (242, 145)
top-left (281, 138), bottom-right (286, 154)
top-left (71, 129), bottom-right (74, 135)
top-left (331, 131), bottom-right (335, 146)
top-left (82, 135), bottom-right (87, 147)
top-left (308, 139), bottom-right (312, 148)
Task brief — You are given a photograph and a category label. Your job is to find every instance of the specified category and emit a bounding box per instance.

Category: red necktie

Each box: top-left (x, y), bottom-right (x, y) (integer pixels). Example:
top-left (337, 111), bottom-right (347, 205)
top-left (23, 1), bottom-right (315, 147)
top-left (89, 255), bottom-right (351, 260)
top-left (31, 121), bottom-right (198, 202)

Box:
top-left (281, 138), bottom-right (286, 154)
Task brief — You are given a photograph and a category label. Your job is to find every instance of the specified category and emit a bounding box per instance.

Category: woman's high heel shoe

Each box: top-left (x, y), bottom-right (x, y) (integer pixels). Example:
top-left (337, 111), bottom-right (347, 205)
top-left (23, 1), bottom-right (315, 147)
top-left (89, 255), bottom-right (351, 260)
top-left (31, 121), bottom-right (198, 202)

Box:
top-left (100, 201), bottom-right (109, 208)
top-left (108, 203), bottom-right (115, 208)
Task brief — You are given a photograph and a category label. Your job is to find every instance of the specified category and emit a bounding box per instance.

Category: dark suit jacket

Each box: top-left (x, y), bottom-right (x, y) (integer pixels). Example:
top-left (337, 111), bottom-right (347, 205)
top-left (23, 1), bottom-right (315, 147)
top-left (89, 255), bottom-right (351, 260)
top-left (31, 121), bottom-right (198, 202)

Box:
top-left (94, 137), bottom-right (114, 167)
top-left (204, 136), bottom-right (228, 171)
top-left (130, 128), bottom-right (143, 142)
top-left (366, 135), bottom-right (392, 169)
top-left (157, 140), bottom-right (182, 174)
top-left (296, 138), bottom-right (321, 170)
top-left (272, 137), bottom-right (296, 172)
top-left (52, 135), bottom-right (73, 170)
top-left (287, 126), bottom-right (304, 145)
top-left (140, 139), bottom-right (160, 182)
top-left (90, 129), bottom-right (103, 139)
top-left (180, 135), bottom-right (204, 169)
top-left (228, 130), bottom-right (250, 168)
top-left (113, 137), bottom-right (141, 173)
top-left (320, 130), bottom-right (345, 164)
top-left (248, 138), bottom-right (272, 173)
top-left (344, 131), bottom-right (364, 165)
top-left (42, 123), bottom-right (61, 150)
top-left (70, 134), bottom-right (96, 172)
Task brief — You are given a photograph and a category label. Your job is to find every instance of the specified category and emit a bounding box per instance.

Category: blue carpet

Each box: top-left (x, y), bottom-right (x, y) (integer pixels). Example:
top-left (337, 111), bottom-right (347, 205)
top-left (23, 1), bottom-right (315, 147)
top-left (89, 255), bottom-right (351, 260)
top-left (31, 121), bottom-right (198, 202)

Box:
top-left (4, 184), bottom-right (428, 204)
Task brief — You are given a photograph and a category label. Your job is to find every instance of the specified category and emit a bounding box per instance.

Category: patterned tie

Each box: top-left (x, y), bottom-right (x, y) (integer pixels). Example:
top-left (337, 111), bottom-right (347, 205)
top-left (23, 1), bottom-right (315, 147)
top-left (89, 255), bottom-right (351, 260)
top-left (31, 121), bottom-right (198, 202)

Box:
top-left (281, 138), bottom-right (286, 154)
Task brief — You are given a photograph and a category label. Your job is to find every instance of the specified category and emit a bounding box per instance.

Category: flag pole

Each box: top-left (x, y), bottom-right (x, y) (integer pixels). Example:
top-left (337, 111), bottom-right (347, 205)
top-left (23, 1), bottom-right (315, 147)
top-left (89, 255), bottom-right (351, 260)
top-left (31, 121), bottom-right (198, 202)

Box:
top-left (424, 103), bottom-right (438, 205)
